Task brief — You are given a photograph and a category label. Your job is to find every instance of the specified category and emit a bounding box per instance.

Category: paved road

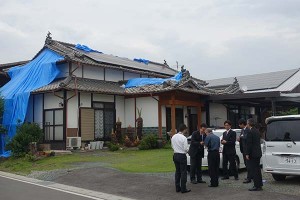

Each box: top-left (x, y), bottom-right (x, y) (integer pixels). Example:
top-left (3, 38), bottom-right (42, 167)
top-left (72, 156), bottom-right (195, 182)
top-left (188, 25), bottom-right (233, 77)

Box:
top-left (0, 172), bottom-right (133, 200)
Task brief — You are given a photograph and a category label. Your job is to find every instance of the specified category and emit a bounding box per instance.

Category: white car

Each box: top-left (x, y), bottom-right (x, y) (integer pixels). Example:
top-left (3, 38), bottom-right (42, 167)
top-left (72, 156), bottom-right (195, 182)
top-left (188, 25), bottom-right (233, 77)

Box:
top-left (187, 129), bottom-right (246, 171)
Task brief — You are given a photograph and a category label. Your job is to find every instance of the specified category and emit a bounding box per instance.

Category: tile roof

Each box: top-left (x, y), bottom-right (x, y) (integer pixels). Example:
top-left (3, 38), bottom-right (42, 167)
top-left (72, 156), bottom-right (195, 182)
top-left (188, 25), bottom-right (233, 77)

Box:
top-left (42, 37), bottom-right (192, 80)
top-left (206, 68), bottom-right (299, 92)
top-left (33, 69), bottom-right (240, 96)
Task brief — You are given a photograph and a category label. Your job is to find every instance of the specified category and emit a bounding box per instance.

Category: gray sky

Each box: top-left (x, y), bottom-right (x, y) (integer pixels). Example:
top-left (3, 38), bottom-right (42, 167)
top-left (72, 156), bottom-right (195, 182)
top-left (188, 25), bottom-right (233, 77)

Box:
top-left (1, 0), bottom-right (300, 80)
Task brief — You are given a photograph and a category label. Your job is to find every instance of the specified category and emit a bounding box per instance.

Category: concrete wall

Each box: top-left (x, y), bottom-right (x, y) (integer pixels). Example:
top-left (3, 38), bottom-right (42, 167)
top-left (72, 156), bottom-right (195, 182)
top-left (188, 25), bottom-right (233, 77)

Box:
top-left (80, 92), bottom-right (91, 107)
top-left (44, 92), bottom-right (62, 110)
top-left (209, 103), bottom-right (227, 127)
top-left (124, 98), bottom-right (135, 127)
top-left (67, 92), bottom-right (78, 128)
top-left (136, 97), bottom-right (159, 127)
top-left (115, 96), bottom-right (125, 127)
top-left (105, 68), bottom-right (123, 82)
top-left (93, 94), bottom-right (114, 102)
top-left (124, 72), bottom-right (140, 80)
top-left (83, 65), bottom-right (104, 80)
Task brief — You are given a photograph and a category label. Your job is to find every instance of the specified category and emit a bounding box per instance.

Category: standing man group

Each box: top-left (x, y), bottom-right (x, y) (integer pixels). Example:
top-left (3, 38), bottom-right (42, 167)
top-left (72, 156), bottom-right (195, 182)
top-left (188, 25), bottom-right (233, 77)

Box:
top-left (238, 119), bottom-right (252, 183)
top-left (188, 123), bottom-right (207, 184)
top-left (245, 118), bottom-right (263, 191)
top-left (171, 124), bottom-right (191, 193)
top-left (204, 128), bottom-right (220, 187)
top-left (221, 120), bottom-right (239, 180)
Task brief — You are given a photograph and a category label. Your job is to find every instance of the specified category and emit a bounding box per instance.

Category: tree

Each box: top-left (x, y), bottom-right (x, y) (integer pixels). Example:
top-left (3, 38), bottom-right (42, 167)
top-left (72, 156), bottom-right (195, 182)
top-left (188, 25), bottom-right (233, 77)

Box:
top-left (0, 96), bottom-right (6, 134)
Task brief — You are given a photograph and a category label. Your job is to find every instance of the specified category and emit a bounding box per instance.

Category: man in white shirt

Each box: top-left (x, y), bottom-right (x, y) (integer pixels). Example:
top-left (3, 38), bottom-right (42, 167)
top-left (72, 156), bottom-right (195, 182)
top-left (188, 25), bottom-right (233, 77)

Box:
top-left (171, 124), bottom-right (191, 193)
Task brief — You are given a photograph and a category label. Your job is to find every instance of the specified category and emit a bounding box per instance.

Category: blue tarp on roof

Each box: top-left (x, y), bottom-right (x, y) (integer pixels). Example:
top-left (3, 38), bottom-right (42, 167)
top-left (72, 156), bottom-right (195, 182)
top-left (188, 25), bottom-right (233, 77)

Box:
top-left (125, 71), bottom-right (182, 88)
top-left (0, 48), bottom-right (63, 157)
top-left (75, 44), bottom-right (102, 53)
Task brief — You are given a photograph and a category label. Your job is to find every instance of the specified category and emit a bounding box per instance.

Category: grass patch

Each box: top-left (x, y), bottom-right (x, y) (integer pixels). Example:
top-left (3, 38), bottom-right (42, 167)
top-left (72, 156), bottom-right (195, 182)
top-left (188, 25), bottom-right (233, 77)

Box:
top-left (0, 149), bottom-right (175, 175)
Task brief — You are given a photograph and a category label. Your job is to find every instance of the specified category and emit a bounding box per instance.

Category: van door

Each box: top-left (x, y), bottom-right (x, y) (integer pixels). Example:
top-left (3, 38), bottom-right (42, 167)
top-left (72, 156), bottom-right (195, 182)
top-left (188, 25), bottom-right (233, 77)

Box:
top-left (264, 119), bottom-right (300, 172)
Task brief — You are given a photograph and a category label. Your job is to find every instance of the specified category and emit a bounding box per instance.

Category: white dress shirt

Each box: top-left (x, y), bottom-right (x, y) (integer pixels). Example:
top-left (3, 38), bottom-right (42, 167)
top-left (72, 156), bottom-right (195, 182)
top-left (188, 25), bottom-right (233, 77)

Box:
top-left (171, 132), bottom-right (189, 154)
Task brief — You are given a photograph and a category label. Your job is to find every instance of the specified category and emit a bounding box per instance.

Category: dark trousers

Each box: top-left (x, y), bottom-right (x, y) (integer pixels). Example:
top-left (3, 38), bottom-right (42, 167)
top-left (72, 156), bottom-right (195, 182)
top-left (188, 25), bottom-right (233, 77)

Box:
top-left (222, 153), bottom-right (238, 178)
top-left (208, 151), bottom-right (220, 186)
top-left (173, 153), bottom-right (187, 192)
top-left (249, 157), bottom-right (263, 188)
top-left (190, 154), bottom-right (203, 181)
top-left (243, 153), bottom-right (252, 180)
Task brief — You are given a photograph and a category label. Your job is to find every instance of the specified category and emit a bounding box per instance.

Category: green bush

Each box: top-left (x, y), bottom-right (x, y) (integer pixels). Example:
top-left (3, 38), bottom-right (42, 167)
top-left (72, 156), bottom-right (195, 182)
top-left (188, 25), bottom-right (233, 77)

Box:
top-left (0, 96), bottom-right (6, 134)
top-left (6, 123), bottom-right (43, 157)
top-left (138, 134), bottom-right (158, 150)
top-left (107, 142), bottom-right (119, 151)
top-left (163, 140), bottom-right (172, 149)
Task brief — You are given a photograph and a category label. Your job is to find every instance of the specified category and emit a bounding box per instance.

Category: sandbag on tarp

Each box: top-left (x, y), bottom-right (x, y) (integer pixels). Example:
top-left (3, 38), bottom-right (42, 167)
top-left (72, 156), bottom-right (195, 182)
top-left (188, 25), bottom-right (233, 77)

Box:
top-left (75, 44), bottom-right (102, 53)
top-left (125, 71), bottom-right (182, 88)
top-left (0, 48), bottom-right (63, 157)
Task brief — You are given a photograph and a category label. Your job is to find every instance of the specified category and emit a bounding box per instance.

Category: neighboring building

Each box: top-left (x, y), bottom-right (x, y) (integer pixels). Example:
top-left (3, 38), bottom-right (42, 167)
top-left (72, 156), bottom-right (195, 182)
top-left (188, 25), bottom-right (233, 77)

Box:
top-left (0, 34), bottom-right (239, 150)
top-left (0, 61), bottom-right (29, 87)
top-left (206, 69), bottom-right (300, 128)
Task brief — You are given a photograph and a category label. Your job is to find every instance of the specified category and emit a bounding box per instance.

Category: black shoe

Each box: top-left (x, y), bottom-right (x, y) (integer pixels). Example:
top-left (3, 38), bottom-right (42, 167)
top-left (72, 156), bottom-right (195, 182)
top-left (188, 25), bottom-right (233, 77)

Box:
top-left (249, 187), bottom-right (263, 191)
top-left (197, 180), bottom-right (206, 183)
top-left (208, 185), bottom-right (218, 187)
top-left (176, 188), bottom-right (181, 193)
top-left (191, 180), bottom-right (198, 184)
top-left (181, 189), bottom-right (191, 193)
top-left (234, 177), bottom-right (239, 180)
top-left (221, 177), bottom-right (229, 180)
top-left (243, 179), bottom-right (251, 184)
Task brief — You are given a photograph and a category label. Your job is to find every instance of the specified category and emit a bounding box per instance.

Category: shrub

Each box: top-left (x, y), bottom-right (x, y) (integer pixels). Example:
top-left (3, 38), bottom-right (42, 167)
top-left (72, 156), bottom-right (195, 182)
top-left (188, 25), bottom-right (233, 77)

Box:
top-left (163, 140), bottom-right (172, 149)
top-left (107, 142), bottom-right (119, 151)
top-left (138, 134), bottom-right (158, 150)
top-left (0, 96), bottom-right (6, 134)
top-left (6, 123), bottom-right (43, 157)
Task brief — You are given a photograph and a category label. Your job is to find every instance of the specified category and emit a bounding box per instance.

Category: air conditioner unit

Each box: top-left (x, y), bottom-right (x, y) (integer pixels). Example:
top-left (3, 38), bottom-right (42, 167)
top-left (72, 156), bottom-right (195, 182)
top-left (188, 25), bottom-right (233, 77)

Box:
top-left (67, 137), bottom-right (81, 149)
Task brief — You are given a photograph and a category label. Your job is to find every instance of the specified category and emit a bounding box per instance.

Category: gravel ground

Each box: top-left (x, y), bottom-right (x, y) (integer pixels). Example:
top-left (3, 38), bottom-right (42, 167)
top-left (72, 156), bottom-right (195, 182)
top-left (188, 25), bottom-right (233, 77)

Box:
top-left (27, 163), bottom-right (300, 197)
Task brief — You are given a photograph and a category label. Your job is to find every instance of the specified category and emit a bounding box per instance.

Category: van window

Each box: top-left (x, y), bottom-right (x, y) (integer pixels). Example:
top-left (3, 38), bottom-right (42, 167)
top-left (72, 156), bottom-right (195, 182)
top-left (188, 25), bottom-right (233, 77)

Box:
top-left (266, 119), bottom-right (300, 141)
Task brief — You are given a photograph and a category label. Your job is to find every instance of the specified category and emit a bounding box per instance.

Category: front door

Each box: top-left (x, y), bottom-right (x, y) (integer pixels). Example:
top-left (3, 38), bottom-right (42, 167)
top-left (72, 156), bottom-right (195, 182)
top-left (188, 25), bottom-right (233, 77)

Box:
top-left (93, 102), bottom-right (115, 141)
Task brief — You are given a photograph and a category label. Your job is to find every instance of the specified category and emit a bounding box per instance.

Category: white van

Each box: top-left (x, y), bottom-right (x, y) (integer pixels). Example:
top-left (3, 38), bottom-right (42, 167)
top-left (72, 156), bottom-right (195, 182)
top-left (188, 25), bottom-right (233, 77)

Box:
top-left (263, 115), bottom-right (300, 181)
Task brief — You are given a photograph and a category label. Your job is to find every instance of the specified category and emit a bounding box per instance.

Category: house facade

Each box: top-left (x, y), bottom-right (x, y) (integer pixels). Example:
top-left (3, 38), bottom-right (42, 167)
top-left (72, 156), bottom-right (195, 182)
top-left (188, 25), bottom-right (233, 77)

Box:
top-left (1, 35), bottom-right (240, 150)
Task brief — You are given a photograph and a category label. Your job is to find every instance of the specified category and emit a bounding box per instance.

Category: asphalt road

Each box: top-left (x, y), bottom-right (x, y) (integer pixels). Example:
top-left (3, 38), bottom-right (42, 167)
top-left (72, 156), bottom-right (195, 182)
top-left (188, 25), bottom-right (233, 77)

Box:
top-left (0, 176), bottom-right (99, 200)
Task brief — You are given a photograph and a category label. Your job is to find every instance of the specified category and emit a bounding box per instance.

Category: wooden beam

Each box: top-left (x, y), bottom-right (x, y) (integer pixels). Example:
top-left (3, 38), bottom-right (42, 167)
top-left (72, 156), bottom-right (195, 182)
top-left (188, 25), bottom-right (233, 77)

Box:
top-left (160, 99), bottom-right (203, 107)
top-left (171, 95), bottom-right (176, 136)
top-left (158, 101), bottom-right (162, 138)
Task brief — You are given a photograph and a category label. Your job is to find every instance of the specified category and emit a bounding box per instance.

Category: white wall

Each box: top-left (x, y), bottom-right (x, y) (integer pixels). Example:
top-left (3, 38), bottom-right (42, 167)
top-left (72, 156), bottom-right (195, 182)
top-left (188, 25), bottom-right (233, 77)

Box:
top-left (105, 68), bottom-right (123, 82)
top-left (80, 92), bottom-right (91, 107)
top-left (124, 98), bottom-right (135, 127)
top-left (124, 72), bottom-right (140, 80)
top-left (67, 92), bottom-right (78, 128)
top-left (136, 97), bottom-right (158, 127)
top-left (93, 94), bottom-right (114, 102)
top-left (83, 65), bottom-right (104, 80)
top-left (72, 63), bottom-right (82, 78)
top-left (33, 94), bottom-right (43, 128)
top-left (44, 92), bottom-right (63, 109)
top-left (209, 103), bottom-right (227, 127)
top-left (115, 96), bottom-right (125, 127)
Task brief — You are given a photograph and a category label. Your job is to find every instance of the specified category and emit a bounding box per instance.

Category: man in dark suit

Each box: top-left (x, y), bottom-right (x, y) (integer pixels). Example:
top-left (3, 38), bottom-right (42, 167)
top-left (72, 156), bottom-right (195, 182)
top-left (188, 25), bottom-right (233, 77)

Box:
top-left (246, 118), bottom-right (263, 191)
top-left (221, 120), bottom-right (238, 180)
top-left (188, 123), bottom-right (207, 184)
top-left (238, 119), bottom-right (252, 183)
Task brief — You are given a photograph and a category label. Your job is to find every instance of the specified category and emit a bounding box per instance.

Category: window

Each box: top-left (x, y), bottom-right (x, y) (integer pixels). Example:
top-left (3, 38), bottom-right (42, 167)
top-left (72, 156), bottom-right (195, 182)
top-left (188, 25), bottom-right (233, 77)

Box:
top-left (44, 109), bottom-right (64, 141)
top-left (93, 102), bottom-right (115, 140)
top-left (266, 119), bottom-right (300, 141)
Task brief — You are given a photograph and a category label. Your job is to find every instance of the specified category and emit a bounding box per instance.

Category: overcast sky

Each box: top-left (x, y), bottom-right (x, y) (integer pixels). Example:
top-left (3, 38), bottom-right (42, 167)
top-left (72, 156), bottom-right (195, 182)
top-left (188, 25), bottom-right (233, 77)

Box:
top-left (1, 0), bottom-right (300, 80)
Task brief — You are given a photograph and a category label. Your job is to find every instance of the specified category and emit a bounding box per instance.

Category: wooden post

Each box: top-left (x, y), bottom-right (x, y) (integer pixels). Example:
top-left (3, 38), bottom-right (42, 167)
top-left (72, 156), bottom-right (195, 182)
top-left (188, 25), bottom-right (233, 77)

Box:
top-left (171, 94), bottom-right (176, 136)
top-left (158, 101), bottom-right (162, 138)
top-left (197, 106), bottom-right (202, 128)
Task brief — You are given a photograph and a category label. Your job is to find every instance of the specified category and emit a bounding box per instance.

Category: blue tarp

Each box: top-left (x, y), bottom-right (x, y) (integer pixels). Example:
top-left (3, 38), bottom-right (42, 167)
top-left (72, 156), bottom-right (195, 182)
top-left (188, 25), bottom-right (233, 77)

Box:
top-left (133, 58), bottom-right (150, 65)
top-left (0, 48), bottom-right (63, 157)
top-left (125, 71), bottom-right (182, 88)
top-left (75, 44), bottom-right (102, 53)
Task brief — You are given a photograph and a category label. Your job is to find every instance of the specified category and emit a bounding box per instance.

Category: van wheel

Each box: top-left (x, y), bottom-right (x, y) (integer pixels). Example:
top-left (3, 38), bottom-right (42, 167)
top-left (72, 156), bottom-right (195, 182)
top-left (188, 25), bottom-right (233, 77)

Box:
top-left (272, 174), bottom-right (286, 181)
